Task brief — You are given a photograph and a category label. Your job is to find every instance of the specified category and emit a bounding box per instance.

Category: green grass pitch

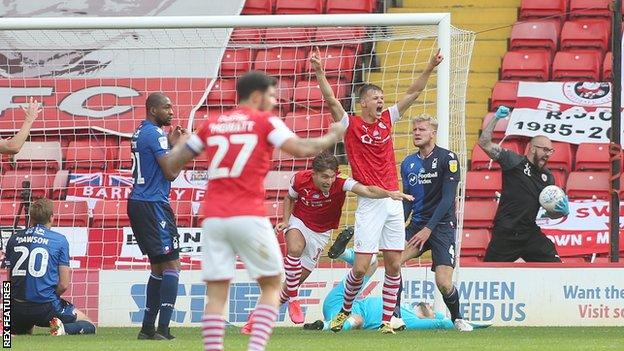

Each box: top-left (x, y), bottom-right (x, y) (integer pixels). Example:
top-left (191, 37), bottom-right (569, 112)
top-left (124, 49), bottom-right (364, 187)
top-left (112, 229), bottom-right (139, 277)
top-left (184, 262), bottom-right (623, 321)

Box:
top-left (10, 327), bottom-right (623, 351)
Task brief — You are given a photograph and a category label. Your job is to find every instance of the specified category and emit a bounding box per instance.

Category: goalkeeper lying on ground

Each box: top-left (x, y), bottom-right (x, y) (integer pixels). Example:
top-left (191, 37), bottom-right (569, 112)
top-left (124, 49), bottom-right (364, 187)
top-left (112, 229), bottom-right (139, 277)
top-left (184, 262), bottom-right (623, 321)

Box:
top-left (304, 249), bottom-right (488, 331)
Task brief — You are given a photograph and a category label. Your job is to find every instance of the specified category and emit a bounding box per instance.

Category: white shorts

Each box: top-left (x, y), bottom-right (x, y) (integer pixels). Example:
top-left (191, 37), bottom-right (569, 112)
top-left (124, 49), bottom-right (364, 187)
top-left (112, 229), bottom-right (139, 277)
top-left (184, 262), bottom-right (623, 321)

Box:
top-left (201, 216), bottom-right (284, 281)
top-left (286, 215), bottom-right (331, 271)
top-left (353, 197), bottom-right (405, 253)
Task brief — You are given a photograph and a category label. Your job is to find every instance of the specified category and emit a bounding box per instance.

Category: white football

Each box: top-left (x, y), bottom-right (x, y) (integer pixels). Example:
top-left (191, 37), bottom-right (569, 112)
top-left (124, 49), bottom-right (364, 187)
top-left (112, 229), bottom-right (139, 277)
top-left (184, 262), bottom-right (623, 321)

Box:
top-left (539, 185), bottom-right (566, 212)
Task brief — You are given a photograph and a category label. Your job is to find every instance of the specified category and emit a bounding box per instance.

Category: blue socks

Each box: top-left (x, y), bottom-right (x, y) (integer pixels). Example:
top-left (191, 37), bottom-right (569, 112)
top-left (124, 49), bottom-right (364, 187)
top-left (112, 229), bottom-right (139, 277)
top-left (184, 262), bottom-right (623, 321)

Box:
top-left (142, 273), bottom-right (162, 330)
top-left (64, 320), bottom-right (96, 335)
top-left (338, 248), bottom-right (355, 266)
top-left (158, 269), bottom-right (179, 329)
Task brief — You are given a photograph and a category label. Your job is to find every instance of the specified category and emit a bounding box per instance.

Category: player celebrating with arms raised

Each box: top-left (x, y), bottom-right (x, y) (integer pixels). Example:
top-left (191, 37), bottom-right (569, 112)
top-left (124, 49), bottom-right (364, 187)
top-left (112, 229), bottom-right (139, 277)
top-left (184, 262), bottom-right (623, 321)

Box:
top-left (127, 93), bottom-right (187, 340)
top-left (395, 114), bottom-right (472, 331)
top-left (166, 71), bottom-right (346, 351)
top-left (312, 47), bottom-right (443, 333)
top-left (271, 152), bottom-right (413, 325)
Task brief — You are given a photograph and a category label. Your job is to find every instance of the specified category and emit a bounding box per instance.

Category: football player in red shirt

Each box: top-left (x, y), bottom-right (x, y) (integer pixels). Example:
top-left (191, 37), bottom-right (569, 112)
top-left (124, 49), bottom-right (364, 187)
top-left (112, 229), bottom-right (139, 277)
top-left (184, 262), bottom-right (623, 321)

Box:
top-left (166, 71), bottom-right (345, 351)
top-left (267, 152), bottom-right (412, 325)
top-left (311, 47), bottom-right (443, 333)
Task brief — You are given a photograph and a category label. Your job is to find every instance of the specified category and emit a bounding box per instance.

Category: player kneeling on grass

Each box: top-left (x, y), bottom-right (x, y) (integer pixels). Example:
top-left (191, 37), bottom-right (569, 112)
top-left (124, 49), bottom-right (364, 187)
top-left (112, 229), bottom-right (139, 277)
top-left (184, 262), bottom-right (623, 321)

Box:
top-left (395, 114), bottom-right (472, 331)
top-left (303, 248), bottom-right (489, 332)
top-left (2, 198), bottom-right (96, 336)
top-left (243, 152), bottom-right (413, 329)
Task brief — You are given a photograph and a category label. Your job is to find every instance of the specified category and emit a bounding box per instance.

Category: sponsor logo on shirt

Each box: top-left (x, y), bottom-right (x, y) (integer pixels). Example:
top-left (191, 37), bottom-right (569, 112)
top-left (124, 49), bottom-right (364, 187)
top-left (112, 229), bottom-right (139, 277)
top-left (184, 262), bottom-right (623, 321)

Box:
top-left (524, 163), bottom-right (532, 177)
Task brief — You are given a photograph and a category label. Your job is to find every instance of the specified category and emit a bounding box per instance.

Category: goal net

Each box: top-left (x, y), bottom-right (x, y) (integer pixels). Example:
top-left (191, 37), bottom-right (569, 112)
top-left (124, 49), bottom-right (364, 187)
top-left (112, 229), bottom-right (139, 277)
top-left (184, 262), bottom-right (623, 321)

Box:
top-left (0, 15), bottom-right (474, 326)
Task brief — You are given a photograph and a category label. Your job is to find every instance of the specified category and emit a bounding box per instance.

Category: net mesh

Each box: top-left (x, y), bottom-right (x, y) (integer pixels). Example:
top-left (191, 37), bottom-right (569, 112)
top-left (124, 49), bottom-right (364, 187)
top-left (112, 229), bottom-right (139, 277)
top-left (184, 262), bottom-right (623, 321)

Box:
top-left (0, 23), bottom-right (474, 325)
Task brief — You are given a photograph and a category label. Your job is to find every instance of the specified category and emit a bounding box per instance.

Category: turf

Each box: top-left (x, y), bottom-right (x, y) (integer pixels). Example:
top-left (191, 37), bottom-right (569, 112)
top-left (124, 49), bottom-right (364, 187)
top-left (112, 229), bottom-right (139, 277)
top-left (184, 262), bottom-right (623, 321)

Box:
top-left (10, 327), bottom-right (623, 351)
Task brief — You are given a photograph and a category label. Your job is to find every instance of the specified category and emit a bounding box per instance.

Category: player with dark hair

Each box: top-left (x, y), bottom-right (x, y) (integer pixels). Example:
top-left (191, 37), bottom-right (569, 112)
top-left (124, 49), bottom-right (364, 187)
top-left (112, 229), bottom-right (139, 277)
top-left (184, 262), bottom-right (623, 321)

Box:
top-left (127, 92), bottom-right (188, 340)
top-left (0, 97), bottom-right (41, 155)
top-left (244, 152), bottom-right (413, 326)
top-left (395, 114), bottom-right (472, 331)
top-left (165, 70), bottom-right (346, 351)
top-left (2, 198), bottom-right (96, 336)
top-left (478, 106), bottom-right (568, 262)
top-left (312, 47), bottom-right (444, 333)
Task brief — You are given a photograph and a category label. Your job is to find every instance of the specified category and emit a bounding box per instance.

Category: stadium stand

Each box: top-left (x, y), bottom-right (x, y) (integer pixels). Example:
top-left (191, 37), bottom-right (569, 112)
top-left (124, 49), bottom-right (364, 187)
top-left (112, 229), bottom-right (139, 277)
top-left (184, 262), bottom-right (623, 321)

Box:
top-left (465, 170), bottom-right (502, 199)
top-left (560, 19), bottom-right (611, 52)
top-left (566, 171), bottom-right (610, 199)
top-left (575, 143), bottom-right (612, 171)
top-left (519, 0), bottom-right (567, 20)
top-left (461, 228), bottom-right (492, 257)
top-left (501, 50), bottom-right (551, 81)
top-left (510, 20), bottom-right (560, 54)
top-left (489, 81), bottom-right (518, 111)
top-left (552, 50), bottom-right (602, 81)
top-left (463, 200), bottom-right (498, 229)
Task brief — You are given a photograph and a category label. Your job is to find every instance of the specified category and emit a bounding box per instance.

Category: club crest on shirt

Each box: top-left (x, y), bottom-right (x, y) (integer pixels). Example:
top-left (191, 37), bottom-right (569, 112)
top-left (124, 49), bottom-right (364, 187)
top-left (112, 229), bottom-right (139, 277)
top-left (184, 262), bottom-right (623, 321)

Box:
top-left (524, 163), bottom-right (532, 177)
top-left (158, 136), bottom-right (168, 150)
top-left (541, 173), bottom-right (547, 182)
top-left (449, 159), bottom-right (458, 173)
top-left (378, 121), bottom-right (387, 129)
top-left (432, 158), bottom-right (438, 169)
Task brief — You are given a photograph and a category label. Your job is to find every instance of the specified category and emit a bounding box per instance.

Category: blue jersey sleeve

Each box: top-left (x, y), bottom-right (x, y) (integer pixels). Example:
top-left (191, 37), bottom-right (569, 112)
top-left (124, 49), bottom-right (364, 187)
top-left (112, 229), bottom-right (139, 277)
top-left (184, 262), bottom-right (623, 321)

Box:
top-left (58, 236), bottom-right (70, 267)
top-left (147, 127), bottom-right (170, 159)
top-left (426, 153), bottom-right (460, 230)
top-left (1, 236), bottom-right (16, 269)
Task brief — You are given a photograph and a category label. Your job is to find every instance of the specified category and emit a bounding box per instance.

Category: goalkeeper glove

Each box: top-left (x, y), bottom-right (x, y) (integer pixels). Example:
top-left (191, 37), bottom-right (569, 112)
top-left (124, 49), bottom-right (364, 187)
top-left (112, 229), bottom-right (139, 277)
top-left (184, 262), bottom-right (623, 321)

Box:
top-left (554, 195), bottom-right (570, 216)
top-left (495, 105), bottom-right (510, 120)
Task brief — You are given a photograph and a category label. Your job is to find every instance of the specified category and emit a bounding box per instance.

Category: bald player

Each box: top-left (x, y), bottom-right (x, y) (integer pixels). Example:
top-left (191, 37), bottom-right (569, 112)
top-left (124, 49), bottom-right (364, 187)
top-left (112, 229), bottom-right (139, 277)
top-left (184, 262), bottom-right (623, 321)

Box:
top-left (127, 92), bottom-right (188, 340)
top-left (478, 106), bottom-right (569, 262)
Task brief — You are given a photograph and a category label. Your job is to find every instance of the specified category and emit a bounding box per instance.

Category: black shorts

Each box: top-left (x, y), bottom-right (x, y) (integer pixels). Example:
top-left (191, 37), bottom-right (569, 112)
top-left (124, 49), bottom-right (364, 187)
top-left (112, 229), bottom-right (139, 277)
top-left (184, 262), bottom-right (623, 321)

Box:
top-left (12, 299), bottom-right (77, 335)
top-left (406, 221), bottom-right (456, 270)
top-left (127, 199), bottom-right (180, 264)
top-left (484, 227), bottom-right (561, 262)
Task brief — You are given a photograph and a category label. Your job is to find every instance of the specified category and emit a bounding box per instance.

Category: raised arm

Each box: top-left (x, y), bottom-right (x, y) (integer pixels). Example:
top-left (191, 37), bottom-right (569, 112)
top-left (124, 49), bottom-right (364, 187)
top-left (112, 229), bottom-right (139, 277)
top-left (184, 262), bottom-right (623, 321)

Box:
top-left (477, 106), bottom-right (509, 160)
top-left (396, 50), bottom-right (443, 116)
top-left (350, 183), bottom-right (414, 201)
top-left (280, 122), bottom-right (345, 158)
top-left (310, 47), bottom-right (347, 122)
top-left (0, 97), bottom-right (41, 155)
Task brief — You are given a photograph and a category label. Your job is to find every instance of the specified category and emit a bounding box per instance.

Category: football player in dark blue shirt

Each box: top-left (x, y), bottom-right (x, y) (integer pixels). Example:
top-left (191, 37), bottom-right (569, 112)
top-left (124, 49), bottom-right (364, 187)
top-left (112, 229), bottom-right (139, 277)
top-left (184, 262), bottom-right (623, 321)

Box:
top-left (395, 115), bottom-right (472, 331)
top-left (127, 92), bottom-right (187, 340)
top-left (2, 198), bottom-right (96, 336)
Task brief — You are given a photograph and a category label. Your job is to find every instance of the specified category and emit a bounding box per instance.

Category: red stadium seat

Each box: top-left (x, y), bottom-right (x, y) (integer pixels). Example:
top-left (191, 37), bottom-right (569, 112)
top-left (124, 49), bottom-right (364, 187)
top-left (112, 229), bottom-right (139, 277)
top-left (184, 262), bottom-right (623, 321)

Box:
top-left (0, 170), bottom-right (53, 199)
top-left (519, 0), bottom-right (567, 20)
top-left (480, 113), bottom-right (510, 141)
top-left (604, 52), bottom-right (613, 81)
top-left (271, 148), bottom-right (313, 170)
top-left (283, 111), bottom-right (332, 138)
top-left (326, 0), bottom-right (375, 14)
top-left (560, 19), bottom-right (611, 52)
top-left (275, 78), bottom-right (295, 114)
top-left (54, 200), bottom-right (89, 227)
top-left (92, 200), bottom-right (129, 228)
top-left (66, 140), bottom-right (115, 171)
top-left (490, 81), bottom-right (519, 111)
top-left (510, 20), bottom-right (560, 54)
top-left (569, 0), bottom-right (611, 18)
top-left (461, 228), bottom-right (492, 257)
top-left (551, 169), bottom-right (567, 189)
top-left (275, 0), bottom-right (322, 14)
top-left (230, 28), bottom-right (265, 44)
top-left (264, 200), bottom-right (284, 225)
top-left (0, 200), bottom-right (18, 226)
top-left (465, 171), bottom-right (502, 198)
top-left (264, 171), bottom-right (296, 199)
top-left (552, 50), bottom-right (602, 81)
top-left (575, 143), bottom-right (612, 171)
top-left (304, 46), bottom-right (357, 81)
top-left (170, 200), bottom-right (193, 227)
top-left (118, 139), bottom-right (132, 170)
top-left (207, 79), bottom-right (237, 106)
top-left (501, 50), bottom-right (551, 81)
top-left (263, 27), bottom-right (316, 43)
top-left (254, 47), bottom-right (307, 76)
top-left (13, 142), bottom-right (62, 172)
top-left (293, 78), bottom-right (346, 108)
top-left (314, 26), bottom-right (366, 43)
top-left (463, 200), bottom-right (498, 229)
top-left (219, 49), bottom-right (255, 78)
top-left (241, 0), bottom-right (274, 15)
top-left (566, 171), bottom-right (609, 199)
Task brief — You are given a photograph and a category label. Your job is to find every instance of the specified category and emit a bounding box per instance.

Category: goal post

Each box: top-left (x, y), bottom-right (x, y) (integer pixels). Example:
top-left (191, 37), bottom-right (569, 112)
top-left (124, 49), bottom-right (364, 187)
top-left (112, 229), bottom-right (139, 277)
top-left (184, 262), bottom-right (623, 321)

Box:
top-left (0, 14), bottom-right (475, 326)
